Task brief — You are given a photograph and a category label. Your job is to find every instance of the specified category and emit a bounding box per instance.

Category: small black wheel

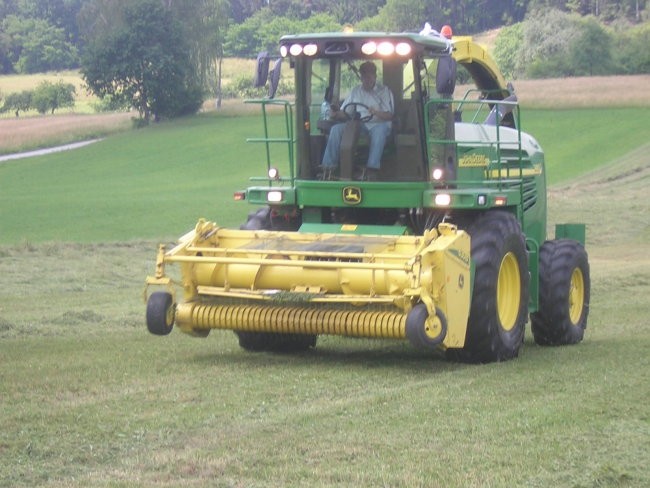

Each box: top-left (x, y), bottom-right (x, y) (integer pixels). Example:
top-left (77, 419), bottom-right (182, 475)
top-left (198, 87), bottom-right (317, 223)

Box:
top-left (146, 292), bottom-right (175, 336)
top-left (343, 102), bottom-right (373, 122)
top-left (405, 303), bottom-right (447, 350)
top-left (531, 240), bottom-right (590, 345)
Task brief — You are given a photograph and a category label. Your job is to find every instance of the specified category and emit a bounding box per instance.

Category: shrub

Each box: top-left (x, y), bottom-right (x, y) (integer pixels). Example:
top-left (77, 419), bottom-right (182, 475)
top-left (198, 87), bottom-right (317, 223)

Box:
top-left (1, 90), bottom-right (32, 116)
top-left (31, 80), bottom-right (76, 114)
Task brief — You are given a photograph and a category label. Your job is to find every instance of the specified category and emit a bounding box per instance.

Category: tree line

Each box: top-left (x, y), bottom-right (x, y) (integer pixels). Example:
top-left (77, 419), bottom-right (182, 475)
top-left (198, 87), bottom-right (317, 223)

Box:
top-left (1, 0), bottom-right (647, 74)
top-left (0, 0), bottom-right (647, 121)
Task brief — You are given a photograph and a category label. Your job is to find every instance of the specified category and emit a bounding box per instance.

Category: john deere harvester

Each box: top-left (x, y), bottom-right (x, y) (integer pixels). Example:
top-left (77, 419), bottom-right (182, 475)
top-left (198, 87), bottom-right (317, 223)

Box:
top-left (145, 26), bottom-right (590, 363)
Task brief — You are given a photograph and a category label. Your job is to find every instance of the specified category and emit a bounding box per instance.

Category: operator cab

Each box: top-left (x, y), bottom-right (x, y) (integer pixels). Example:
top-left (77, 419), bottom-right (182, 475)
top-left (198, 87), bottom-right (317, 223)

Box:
top-left (276, 32), bottom-right (457, 182)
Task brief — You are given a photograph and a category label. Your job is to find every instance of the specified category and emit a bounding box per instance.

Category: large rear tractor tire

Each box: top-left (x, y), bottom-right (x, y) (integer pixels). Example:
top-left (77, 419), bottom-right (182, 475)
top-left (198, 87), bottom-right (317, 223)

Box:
top-left (531, 240), bottom-right (590, 345)
top-left (146, 292), bottom-right (175, 336)
top-left (447, 211), bottom-right (529, 363)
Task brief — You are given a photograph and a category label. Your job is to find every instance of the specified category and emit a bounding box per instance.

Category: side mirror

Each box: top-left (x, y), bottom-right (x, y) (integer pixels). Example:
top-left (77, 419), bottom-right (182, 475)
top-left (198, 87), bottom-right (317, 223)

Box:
top-left (436, 56), bottom-right (456, 98)
top-left (254, 51), bottom-right (270, 88)
top-left (268, 58), bottom-right (282, 98)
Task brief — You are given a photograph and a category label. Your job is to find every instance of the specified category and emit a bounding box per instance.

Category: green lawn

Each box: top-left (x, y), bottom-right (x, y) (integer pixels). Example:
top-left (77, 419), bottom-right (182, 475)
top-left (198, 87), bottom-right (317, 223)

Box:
top-left (1, 107), bottom-right (648, 245)
top-left (524, 107), bottom-right (650, 184)
top-left (0, 107), bottom-right (649, 487)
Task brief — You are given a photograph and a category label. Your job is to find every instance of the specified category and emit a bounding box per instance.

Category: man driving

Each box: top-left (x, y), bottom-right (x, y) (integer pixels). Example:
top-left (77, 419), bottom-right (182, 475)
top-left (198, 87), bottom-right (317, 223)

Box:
top-left (321, 61), bottom-right (394, 179)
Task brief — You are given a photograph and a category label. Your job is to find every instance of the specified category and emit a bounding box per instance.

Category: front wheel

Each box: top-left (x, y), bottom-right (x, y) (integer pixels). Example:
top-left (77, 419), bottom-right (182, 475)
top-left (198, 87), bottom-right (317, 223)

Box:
top-left (146, 292), bottom-right (175, 336)
top-left (531, 240), bottom-right (590, 345)
top-left (447, 211), bottom-right (529, 363)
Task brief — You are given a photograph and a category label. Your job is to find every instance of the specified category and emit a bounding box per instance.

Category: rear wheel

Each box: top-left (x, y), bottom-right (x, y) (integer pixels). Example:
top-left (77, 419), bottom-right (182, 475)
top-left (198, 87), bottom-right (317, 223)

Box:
top-left (447, 211), bottom-right (529, 363)
top-left (531, 240), bottom-right (590, 345)
top-left (146, 292), bottom-right (175, 336)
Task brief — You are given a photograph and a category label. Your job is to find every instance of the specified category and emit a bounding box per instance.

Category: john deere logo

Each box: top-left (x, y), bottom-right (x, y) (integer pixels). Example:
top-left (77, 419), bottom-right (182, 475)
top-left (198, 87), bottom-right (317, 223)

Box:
top-left (343, 186), bottom-right (362, 205)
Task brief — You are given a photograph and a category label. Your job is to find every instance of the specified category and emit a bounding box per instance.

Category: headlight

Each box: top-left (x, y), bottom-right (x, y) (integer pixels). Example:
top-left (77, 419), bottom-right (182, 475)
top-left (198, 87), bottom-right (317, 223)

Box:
top-left (377, 41), bottom-right (395, 56)
top-left (267, 191), bottom-right (283, 203)
top-left (434, 194), bottom-right (451, 206)
top-left (303, 43), bottom-right (318, 56)
top-left (395, 42), bottom-right (411, 56)
top-left (289, 44), bottom-right (303, 56)
top-left (361, 42), bottom-right (377, 55)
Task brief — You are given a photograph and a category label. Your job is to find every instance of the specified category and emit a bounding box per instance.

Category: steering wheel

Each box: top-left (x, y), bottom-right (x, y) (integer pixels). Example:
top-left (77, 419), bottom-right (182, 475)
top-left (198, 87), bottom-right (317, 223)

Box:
top-left (342, 102), bottom-right (373, 123)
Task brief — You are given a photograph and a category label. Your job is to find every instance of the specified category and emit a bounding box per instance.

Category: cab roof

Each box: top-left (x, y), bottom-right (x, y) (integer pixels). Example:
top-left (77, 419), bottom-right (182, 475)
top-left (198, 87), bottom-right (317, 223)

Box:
top-left (279, 31), bottom-right (452, 56)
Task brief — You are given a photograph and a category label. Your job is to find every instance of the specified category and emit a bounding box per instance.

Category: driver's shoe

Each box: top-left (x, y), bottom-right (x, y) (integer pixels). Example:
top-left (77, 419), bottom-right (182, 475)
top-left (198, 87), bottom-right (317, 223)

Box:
top-left (355, 167), bottom-right (379, 181)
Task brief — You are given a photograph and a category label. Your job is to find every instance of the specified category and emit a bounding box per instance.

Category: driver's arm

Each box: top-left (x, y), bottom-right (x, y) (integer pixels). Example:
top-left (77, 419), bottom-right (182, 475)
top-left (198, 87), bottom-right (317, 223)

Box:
top-left (370, 87), bottom-right (394, 121)
top-left (368, 107), bottom-right (392, 121)
top-left (329, 105), bottom-right (347, 121)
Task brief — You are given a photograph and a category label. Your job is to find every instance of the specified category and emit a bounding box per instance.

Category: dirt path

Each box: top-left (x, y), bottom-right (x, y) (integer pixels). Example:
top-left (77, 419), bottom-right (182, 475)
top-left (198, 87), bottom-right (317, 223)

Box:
top-left (0, 139), bottom-right (102, 163)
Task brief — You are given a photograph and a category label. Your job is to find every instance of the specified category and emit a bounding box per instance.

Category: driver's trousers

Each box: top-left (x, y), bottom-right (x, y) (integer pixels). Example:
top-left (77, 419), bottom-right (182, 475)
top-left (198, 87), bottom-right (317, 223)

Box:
top-left (322, 121), bottom-right (391, 170)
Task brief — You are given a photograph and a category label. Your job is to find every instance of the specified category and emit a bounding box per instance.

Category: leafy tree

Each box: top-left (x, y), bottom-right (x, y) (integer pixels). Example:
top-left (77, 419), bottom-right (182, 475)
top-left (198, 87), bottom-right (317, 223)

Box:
top-left (567, 15), bottom-right (614, 75)
top-left (1, 14), bottom-right (78, 73)
top-left (81, 0), bottom-right (203, 122)
top-left (356, 0), bottom-right (429, 32)
top-left (1, 90), bottom-right (32, 116)
top-left (32, 80), bottom-right (76, 114)
top-left (225, 9), bottom-right (341, 57)
top-left (168, 0), bottom-right (230, 107)
top-left (613, 20), bottom-right (650, 73)
top-left (493, 22), bottom-right (525, 78)
top-left (16, 0), bottom-right (85, 44)
top-left (230, 0), bottom-right (266, 23)
top-left (310, 0), bottom-right (385, 24)
top-left (522, 8), bottom-right (580, 78)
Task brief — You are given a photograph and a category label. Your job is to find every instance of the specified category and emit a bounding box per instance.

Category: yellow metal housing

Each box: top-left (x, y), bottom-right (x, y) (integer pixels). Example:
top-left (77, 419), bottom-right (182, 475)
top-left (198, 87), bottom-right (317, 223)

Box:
top-left (146, 219), bottom-right (471, 349)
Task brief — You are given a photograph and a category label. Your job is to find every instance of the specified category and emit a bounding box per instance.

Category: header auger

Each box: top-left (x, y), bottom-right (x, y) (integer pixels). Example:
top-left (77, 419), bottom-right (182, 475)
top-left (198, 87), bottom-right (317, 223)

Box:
top-left (145, 25), bottom-right (590, 363)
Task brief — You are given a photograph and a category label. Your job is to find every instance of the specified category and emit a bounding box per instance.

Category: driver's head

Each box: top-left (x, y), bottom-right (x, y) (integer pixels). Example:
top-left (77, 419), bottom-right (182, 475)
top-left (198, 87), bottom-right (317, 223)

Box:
top-left (359, 62), bottom-right (377, 91)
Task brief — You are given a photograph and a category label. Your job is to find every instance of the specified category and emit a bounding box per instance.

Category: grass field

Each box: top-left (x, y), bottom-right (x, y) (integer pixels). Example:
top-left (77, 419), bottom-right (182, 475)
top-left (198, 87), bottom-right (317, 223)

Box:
top-left (0, 75), bottom-right (649, 487)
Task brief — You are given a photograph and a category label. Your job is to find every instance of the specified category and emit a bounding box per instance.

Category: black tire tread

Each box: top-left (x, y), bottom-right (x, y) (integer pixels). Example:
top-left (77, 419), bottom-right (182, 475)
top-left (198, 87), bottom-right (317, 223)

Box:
top-left (447, 211), bottom-right (529, 363)
top-left (531, 239), bottom-right (590, 346)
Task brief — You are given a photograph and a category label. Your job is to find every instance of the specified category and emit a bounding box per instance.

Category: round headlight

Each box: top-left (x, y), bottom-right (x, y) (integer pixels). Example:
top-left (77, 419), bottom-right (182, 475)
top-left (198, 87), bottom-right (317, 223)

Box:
top-left (289, 44), bottom-right (303, 56)
top-left (395, 42), bottom-right (411, 56)
top-left (361, 42), bottom-right (377, 55)
top-left (303, 43), bottom-right (318, 56)
top-left (377, 41), bottom-right (395, 56)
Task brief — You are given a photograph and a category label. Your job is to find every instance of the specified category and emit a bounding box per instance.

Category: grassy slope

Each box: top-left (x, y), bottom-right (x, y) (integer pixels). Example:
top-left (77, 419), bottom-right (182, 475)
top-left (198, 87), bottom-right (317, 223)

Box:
top-left (0, 97), bottom-right (649, 485)
top-left (1, 107), bottom-right (649, 245)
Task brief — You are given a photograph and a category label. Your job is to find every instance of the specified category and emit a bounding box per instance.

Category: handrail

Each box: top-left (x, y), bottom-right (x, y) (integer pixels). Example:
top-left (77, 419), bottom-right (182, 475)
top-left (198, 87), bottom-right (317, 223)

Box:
top-left (244, 99), bottom-right (295, 183)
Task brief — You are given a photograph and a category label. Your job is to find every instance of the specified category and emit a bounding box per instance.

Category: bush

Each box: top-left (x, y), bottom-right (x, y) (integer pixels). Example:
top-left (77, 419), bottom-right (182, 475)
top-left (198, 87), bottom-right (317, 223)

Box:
top-left (614, 21), bottom-right (650, 74)
top-left (493, 23), bottom-right (524, 79)
top-left (31, 80), bottom-right (76, 114)
top-left (92, 94), bottom-right (132, 113)
top-left (1, 90), bottom-right (32, 116)
top-left (222, 75), bottom-right (294, 99)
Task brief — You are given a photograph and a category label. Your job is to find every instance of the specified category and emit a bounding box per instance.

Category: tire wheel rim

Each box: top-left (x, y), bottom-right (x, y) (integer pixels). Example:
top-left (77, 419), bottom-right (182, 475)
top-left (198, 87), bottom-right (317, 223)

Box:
top-left (569, 267), bottom-right (585, 325)
top-left (165, 303), bottom-right (175, 328)
top-left (497, 252), bottom-right (521, 331)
